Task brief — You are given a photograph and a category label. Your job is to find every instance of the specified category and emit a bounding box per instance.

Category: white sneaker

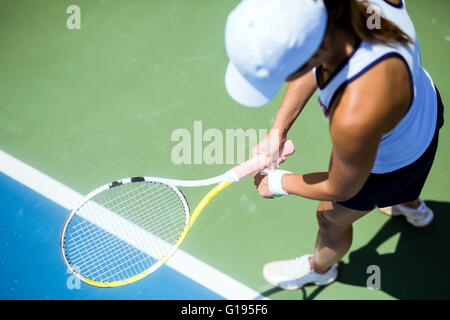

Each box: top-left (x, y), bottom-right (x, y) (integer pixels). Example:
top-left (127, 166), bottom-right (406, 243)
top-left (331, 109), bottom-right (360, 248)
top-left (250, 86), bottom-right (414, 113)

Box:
top-left (379, 199), bottom-right (434, 228)
top-left (262, 254), bottom-right (337, 290)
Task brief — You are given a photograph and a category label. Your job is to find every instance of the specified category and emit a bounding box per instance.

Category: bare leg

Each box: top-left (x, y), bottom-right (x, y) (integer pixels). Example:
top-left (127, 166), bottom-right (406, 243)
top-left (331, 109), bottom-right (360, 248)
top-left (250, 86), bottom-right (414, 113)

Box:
top-left (400, 198), bottom-right (421, 209)
top-left (311, 201), bottom-right (371, 274)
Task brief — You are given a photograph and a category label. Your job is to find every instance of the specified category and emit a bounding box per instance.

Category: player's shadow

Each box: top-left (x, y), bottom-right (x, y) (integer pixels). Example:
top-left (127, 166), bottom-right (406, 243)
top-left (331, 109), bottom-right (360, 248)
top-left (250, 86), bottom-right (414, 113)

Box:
top-left (259, 200), bottom-right (450, 300)
top-left (335, 200), bottom-right (450, 299)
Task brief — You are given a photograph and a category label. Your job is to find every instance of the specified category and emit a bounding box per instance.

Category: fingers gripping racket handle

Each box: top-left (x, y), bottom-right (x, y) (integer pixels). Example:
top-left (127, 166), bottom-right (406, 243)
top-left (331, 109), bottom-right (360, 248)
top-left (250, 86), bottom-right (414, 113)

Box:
top-left (227, 140), bottom-right (295, 182)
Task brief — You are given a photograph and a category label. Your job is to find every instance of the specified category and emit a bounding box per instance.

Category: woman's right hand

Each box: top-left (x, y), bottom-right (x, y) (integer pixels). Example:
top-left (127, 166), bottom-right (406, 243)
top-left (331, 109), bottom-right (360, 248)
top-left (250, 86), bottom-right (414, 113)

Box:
top-left (252, 129), bottom-right (287, 170)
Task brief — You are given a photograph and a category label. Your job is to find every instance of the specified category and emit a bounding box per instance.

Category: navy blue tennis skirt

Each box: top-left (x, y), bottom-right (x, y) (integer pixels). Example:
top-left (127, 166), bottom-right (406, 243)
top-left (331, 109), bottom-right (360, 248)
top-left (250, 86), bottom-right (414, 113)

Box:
top-left (337, 87), bottom-right (445, 211)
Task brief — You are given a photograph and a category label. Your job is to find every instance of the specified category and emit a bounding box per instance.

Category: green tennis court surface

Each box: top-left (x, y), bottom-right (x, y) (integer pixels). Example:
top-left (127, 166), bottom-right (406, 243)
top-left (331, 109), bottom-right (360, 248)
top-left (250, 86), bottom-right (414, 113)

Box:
top-left (1, 0), bottom-right (449, 299)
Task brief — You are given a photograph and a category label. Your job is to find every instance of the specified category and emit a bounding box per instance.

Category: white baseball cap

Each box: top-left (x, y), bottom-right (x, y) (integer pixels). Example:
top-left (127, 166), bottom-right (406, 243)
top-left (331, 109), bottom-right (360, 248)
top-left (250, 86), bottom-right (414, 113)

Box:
top-left (225, 0), bottom-right (328, 107)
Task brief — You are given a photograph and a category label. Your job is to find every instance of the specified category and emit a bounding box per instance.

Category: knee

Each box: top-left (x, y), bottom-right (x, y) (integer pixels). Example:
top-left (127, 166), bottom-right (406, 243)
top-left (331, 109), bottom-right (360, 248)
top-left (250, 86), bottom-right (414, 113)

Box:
top-left (316, 202), bottom-right (351, 231)
top-left (316, 207), bottom-right (334, 231)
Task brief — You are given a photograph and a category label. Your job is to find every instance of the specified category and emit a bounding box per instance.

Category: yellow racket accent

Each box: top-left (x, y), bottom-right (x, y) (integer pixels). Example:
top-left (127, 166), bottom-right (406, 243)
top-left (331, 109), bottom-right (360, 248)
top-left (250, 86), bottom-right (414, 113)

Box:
top-left (82, 262), bottom-right (160, 287)
top-left (175, 180), bottom-right (230, 247)
top-left (83, 277), bottom-right (126, 288)
top-left (80, 180), bottom-right (231, 288)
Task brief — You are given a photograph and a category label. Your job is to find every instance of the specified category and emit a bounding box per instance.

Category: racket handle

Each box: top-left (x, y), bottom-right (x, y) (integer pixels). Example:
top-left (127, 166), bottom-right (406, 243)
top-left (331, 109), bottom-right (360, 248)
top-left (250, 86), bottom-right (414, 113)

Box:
top-left (228, 140), bottom-right (295, 182)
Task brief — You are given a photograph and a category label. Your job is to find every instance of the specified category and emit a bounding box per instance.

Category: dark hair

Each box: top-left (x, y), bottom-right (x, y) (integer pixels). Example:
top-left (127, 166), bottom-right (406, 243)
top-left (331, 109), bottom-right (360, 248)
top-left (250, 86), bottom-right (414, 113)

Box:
top-left (324, 0), bottom-right (413, 46)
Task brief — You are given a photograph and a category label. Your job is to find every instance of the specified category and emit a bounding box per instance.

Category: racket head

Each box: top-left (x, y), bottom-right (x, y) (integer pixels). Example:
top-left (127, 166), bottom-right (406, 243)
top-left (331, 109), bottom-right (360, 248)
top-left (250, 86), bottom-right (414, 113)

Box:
top-left (60, 177), bottom-right (190, 287)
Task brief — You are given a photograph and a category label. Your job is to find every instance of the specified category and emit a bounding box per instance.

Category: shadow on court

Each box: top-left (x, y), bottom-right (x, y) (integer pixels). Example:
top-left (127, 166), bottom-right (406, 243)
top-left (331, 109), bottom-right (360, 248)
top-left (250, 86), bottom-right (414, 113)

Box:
top-left (260, 200), bottom-right (450, 300)
top-left (335, 200), bottom-right (450, 300)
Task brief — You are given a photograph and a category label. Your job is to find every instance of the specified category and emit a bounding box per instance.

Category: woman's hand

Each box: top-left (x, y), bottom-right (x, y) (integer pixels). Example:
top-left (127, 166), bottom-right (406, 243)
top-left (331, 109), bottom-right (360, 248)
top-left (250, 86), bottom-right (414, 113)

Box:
top-left (253, 172), bottom-right (274, 198)
top-left (252, 130), bottom-right (287, 169)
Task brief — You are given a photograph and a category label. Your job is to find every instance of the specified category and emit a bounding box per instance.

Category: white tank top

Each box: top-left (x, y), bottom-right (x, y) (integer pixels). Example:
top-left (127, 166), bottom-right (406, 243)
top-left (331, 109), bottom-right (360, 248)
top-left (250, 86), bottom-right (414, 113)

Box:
top-left (315, 0), bottom-right (438, 174)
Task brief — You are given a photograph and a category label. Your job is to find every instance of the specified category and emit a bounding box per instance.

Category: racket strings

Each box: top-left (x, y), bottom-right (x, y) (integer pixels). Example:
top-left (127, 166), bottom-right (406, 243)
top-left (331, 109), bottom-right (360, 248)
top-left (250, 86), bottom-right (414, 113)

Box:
top-left (100, 183), bottom-right (184, 241)
top-left (63, 181), bottom-right (188, 283)
top-left (115, 185), bottom-right (185, 239)
top-left (67, 216), bottom-right (149, 276)
top-left (66, 191), bottom-right (179, 282)
top-left (96, 182), bottom-right (185, 245)
top-left (69, 191), bottom-right (175, 264)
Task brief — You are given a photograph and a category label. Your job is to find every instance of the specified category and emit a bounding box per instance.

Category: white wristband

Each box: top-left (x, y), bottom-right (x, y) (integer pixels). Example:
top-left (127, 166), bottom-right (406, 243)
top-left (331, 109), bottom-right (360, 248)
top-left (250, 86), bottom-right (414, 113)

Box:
top-left (268, 169), bottom-right (291, 196)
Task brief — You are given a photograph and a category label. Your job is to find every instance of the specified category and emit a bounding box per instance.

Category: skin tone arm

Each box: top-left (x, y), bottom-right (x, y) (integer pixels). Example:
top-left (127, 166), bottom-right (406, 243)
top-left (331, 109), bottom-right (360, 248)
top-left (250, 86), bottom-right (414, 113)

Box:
top-left (255, 57), bottom-right (412, 201)
top-left (271, 70), bottom-right (318, 139)
top-left (254, 24), bottom-right (353, 167)
top-left (253, 70), bottom-right (317, 167)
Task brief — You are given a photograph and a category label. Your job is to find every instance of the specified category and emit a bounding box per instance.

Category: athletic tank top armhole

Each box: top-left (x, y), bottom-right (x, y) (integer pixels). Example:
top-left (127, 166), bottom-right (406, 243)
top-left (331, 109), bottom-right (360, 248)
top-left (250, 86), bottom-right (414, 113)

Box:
top-left (383, 0), bottom-right (404, 9)
top-left (316, 39), bottom-right (362, 90)
top-left (327, 52), bottom-right (414, 120)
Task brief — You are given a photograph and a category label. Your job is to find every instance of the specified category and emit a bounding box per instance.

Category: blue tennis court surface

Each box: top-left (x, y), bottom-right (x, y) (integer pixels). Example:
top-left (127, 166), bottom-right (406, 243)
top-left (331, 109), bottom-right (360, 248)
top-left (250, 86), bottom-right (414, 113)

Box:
top-left (0, 172), bottom-right (223, 300)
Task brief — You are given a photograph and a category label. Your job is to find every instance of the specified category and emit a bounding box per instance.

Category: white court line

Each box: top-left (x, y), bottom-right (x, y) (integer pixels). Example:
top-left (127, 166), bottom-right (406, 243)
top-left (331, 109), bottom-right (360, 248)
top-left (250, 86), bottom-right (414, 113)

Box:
top-left (0, 149), bottom-right (267, 300)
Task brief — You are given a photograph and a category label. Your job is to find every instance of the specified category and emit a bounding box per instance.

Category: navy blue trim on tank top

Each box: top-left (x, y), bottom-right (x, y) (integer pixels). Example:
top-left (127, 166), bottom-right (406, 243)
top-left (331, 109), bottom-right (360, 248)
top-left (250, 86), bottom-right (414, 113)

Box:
top-left (383, 0), bottom-right (404, 9)
top-left (316, 39), bottom-right (362, 90)
top-left (325, 52), bottom-right (414, 135)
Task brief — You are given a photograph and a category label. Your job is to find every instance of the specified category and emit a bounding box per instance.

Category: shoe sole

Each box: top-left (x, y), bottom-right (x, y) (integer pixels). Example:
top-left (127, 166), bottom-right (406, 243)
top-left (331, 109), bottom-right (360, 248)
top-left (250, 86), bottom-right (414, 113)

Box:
top-left (265, 268), bottom-right (338, 290)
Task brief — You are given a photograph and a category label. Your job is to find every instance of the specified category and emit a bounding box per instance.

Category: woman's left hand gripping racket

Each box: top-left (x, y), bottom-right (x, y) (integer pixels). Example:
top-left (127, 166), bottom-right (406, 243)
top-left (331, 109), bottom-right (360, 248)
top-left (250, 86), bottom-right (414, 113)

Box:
top-left (60, 140), bottom-right (295, 287)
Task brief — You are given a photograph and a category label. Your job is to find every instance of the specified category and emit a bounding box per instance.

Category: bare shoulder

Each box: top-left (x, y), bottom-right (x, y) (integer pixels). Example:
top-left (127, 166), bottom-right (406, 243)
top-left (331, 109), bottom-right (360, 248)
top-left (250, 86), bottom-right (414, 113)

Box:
top-left (330, 56), bottom-right (412, 137)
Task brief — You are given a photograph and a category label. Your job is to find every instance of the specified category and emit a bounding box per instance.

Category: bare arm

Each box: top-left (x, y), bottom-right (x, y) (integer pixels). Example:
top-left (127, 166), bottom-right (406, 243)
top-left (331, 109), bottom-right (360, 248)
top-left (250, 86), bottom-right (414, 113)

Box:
top-left (281, 115), bottom-right (382, 201)
top-left (254, 71), bottom-right (317, 167)
top-left (271, 70), bottom-right (318, 139)
top-left (255, 57), bottom-right (412, 201)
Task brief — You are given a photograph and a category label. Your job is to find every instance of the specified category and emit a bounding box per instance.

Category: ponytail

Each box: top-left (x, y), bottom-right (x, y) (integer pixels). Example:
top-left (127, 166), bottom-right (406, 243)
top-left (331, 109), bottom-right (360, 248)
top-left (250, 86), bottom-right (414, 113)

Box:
top-left (324, 0), bottom-right (413, 46)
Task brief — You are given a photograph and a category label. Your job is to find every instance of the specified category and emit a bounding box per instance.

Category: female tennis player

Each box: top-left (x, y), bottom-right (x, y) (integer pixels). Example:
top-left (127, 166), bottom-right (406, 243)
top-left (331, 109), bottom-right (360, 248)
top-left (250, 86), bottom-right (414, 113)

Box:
top-left (224, 0), bottom-right (444, 289)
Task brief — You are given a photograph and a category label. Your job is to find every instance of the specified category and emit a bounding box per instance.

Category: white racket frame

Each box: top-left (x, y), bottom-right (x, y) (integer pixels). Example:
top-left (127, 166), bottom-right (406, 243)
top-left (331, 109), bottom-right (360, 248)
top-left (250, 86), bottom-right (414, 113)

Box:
top-left (60, 177), bottom-right (193, 287)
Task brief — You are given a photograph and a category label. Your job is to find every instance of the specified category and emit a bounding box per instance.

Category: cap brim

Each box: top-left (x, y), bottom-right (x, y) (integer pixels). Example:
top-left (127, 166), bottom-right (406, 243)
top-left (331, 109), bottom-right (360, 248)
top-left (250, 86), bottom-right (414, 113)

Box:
top-left (225, 62), bottom-right (283, 108)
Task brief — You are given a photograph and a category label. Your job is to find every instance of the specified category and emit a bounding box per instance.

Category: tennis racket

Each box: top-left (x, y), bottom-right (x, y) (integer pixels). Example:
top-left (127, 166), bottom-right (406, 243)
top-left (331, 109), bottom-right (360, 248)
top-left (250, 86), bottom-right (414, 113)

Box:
top-left (60, 140), bottom-right (295, 287)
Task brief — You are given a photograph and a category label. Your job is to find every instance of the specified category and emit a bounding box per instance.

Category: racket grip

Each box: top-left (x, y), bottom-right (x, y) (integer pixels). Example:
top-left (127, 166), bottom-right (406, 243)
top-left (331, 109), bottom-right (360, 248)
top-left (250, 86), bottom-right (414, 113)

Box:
top-left (229, 140), bottom-right (295, 182)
